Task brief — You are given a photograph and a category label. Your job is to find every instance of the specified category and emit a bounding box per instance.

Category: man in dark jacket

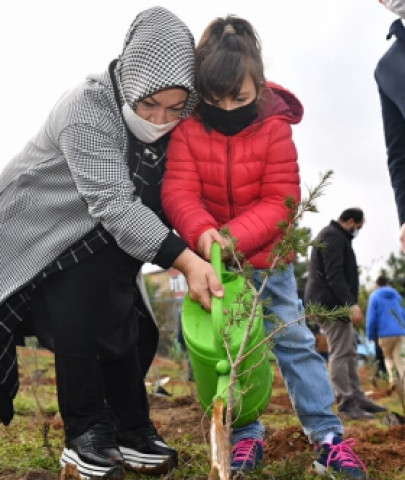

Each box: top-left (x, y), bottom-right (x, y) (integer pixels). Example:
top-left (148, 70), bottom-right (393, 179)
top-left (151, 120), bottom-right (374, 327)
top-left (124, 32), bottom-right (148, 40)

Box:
top-left (304, 208), bottom-right (387, 419)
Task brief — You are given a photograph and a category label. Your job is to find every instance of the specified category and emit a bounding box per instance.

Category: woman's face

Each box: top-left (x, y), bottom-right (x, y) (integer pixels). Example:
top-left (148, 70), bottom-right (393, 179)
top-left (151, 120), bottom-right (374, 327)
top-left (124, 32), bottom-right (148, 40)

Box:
top-left (204, 74), bottom-right (257, 111)
top-left (135, 87), bottom-right (188, 124)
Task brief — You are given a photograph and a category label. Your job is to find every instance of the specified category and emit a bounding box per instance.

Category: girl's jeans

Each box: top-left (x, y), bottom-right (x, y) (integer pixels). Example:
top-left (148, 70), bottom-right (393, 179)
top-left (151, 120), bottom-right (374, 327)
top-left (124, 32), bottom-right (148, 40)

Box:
top-left (232, 265), bottom-right (343, 445)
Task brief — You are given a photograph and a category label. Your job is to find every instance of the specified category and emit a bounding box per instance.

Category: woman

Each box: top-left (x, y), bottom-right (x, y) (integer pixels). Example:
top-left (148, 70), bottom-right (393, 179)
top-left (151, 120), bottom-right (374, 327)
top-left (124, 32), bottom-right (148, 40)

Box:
top-left (0, 7), bottom-right (222, 479)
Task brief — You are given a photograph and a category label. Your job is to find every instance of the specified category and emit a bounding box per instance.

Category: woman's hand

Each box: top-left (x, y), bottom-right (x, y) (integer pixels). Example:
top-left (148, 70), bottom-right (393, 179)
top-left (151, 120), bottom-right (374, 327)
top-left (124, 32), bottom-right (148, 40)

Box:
top-left (197, 229), bottom-right (229, 261)
top-left (173, 248), bottom-right (224, 310)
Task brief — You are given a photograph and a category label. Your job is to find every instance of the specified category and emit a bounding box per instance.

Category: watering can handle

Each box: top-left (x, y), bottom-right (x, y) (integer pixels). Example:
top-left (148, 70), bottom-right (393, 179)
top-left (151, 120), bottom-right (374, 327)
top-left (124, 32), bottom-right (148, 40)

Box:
top-left (211, 242), bottom-right (225, 347)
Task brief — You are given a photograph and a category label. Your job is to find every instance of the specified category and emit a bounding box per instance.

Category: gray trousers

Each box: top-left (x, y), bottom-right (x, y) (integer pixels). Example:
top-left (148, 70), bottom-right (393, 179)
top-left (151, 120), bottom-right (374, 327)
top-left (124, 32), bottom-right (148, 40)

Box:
top-left (320, 319), bottom-right (367, 410)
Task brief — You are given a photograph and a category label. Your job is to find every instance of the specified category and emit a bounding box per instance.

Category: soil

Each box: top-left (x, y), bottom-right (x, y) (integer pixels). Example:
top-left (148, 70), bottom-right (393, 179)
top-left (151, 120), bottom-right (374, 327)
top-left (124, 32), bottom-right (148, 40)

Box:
top-left (149, 386), bottom-right (405, 475)
top-left (147, 358), bottom-right (405, 477)
top-left (3, 355), bottom-right (405, 479)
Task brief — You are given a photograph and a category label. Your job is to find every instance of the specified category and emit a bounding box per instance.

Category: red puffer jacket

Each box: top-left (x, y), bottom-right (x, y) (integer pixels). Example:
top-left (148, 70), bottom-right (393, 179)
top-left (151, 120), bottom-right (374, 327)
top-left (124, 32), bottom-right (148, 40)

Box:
top-left (162, 82), bottom-right (303, 268)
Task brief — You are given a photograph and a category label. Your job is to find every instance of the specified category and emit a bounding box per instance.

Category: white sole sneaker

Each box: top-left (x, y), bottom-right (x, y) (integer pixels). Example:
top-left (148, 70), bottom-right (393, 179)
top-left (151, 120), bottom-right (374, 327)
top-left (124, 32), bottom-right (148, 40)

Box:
top-left (119, 445), bottom-right (174, 473)
top-left (60, 447), bottom-right (124, 479)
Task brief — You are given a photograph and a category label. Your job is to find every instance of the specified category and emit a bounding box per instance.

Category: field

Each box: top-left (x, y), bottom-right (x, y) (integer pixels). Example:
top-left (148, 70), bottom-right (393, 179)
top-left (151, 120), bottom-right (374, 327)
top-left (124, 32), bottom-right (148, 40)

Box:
top-left (1, 346), bottom-right (405, 479)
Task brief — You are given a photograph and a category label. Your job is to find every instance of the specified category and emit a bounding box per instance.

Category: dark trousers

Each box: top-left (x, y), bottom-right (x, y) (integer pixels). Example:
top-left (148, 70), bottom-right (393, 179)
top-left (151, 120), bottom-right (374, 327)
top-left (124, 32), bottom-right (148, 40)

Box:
top-left (375, 35), bottom-right (405, 224)
top-left (55, 350), bottom-right (150, 441)
top-left (28, 242), bottom-right (158, 441)
top-left (374, 334), bottom-right (387, 376)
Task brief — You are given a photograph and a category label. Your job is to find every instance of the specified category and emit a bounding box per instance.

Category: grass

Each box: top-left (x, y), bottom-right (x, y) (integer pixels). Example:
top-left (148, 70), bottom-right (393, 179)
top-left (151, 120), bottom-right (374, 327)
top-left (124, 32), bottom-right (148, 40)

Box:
top-left (1, 344), bottom-right (405, 479)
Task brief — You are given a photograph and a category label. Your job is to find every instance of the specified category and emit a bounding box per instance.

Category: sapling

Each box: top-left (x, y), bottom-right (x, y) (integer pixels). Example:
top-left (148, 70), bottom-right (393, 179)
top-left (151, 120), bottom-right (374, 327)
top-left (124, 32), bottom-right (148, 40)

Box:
top-left (208, 171), bottom-right (350, 479)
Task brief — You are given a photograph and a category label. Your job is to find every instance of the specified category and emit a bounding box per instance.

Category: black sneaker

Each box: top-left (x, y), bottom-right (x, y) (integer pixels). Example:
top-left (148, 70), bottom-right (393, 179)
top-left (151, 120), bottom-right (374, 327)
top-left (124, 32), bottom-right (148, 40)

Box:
top-left (116, 421), bottom-right (178, 474)
top-left (152, 385), bottom-right (172, 397)
top-left (356, 398), bottom-right (387, 413)
top-left (337, 402), bottom-right (375, 420)
top-left (60, 423), bottom-right (124, 479)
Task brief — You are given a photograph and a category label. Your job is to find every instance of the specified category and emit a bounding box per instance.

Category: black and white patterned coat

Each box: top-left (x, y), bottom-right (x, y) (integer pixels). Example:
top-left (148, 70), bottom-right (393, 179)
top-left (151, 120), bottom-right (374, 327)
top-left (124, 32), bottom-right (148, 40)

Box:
top-left (0, 6), bottom-right (197, 305)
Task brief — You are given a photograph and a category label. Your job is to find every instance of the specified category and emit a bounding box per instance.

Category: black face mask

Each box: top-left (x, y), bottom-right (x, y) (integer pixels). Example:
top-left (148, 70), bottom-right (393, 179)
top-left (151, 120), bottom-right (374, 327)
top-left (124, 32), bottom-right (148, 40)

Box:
top-left (200, 99), bottom-right (258, 136)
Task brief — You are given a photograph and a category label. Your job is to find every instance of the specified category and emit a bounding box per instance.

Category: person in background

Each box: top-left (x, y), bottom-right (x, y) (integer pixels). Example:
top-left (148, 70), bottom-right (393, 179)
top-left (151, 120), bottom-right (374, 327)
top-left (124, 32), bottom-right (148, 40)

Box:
top-left (0, 7), bottom-right (223, 479)
top-left (375, 0), bottom-right (405, 253)
top-left (366, 275), bottom-right (405, 393)
top-left (176, 313), bottom-right (194, 381)
top-left (370, 333), bottom-right (388, 386)
top-left (162, 15), bottom-right (369, 480)
top-left (305, 208), bottom-right (387, 423)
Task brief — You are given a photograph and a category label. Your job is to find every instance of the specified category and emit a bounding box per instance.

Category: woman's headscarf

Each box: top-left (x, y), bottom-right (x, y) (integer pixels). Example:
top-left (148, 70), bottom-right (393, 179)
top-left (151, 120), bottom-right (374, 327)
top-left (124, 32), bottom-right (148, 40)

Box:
top-left (116, 6), bottom-right (197, 117)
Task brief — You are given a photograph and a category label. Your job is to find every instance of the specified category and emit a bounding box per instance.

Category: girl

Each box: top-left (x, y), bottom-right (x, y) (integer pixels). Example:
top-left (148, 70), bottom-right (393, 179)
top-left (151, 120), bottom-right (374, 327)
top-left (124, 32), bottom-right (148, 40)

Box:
top-left (162, 15), bottom-right (368, 479)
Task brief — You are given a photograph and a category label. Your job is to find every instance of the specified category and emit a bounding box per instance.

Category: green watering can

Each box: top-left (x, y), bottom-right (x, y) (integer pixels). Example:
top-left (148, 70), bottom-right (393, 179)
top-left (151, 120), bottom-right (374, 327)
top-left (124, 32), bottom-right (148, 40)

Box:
top-left (181, 243), bottom-right (273, 427)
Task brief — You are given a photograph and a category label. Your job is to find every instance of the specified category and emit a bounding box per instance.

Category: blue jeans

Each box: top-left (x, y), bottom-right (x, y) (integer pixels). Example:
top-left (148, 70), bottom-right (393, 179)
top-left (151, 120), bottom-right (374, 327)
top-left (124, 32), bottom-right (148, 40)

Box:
top-left (232, 265), bottom-right (343, 445)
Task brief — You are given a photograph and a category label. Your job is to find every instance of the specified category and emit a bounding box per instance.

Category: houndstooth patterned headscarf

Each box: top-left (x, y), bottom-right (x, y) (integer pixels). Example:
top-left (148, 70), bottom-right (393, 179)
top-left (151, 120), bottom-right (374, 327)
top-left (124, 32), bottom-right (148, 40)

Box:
top-left (116, 6), bottom-right (197, 117)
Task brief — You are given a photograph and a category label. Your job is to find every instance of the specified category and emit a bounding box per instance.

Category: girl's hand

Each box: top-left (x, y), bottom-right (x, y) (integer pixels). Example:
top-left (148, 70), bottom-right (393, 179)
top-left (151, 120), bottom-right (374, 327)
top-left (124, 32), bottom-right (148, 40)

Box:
top-left (197, 229), bottom-right (229, 261)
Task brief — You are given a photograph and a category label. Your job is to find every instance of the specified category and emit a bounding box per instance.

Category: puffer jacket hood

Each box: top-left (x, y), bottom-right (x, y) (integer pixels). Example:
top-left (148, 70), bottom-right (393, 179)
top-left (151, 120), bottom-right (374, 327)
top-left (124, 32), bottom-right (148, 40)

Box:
top-left (376, 285), bottom-right (402, 301)
top-left (115, 6), bottom-right (197, 116)
top-left (259, 82), bottom-right (303, 125)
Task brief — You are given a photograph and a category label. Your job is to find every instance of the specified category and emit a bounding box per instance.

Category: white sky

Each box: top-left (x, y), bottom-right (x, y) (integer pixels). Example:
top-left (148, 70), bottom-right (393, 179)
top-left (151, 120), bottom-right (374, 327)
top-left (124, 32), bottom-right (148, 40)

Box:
top-left (0, 0), bottom-right (400, 283)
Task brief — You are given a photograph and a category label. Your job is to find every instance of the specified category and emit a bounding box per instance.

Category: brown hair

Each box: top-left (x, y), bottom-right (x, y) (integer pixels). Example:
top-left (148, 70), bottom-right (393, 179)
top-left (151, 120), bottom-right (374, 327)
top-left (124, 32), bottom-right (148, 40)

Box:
top-left (196, 15), bottom-right (265, 103)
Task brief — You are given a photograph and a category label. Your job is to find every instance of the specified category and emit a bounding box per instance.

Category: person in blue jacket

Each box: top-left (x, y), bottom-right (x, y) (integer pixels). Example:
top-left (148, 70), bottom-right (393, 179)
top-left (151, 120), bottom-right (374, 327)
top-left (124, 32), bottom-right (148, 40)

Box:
top-left (366, 275), bottom-right (405, 392)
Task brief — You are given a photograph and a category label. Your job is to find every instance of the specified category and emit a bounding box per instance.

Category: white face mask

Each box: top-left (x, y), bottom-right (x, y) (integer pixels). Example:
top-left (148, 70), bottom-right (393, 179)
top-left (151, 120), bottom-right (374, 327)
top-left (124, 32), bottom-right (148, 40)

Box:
top-left (351, 228), bottom-right (359, 239)
top-left (122, 103), bottom-right (179, 144)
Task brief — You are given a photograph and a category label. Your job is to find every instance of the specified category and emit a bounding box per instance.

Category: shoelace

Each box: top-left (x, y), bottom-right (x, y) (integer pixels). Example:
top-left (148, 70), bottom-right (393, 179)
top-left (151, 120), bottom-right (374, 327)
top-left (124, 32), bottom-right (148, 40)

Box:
top-left (326, 438), bottom-right (367, 473)
top-left (231, 439), bottom-right (264, 463)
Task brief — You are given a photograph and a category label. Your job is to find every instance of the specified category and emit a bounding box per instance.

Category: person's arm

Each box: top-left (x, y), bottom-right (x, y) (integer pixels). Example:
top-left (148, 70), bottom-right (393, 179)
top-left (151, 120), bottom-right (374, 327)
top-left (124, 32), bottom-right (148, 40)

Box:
top-left (60, 123), bottom-right (179, 266)
top-left (60, 123), bottom-right (224, 309)
top-left (366, 295), bottom-right (378, 341)
top-left (162, 123), bottom-right (221, 251)
top-left (376, 89), bottom-right (405, 252)
top-left (223, 120), bottom-right (300, 258)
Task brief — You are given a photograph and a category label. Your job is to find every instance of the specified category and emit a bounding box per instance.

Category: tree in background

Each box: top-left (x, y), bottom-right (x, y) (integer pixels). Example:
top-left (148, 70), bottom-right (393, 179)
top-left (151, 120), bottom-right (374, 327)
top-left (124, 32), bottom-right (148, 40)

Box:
top-left (144, 275), bottom-right (178, 357)
top-left (380, 251), bottom-right (405, 294)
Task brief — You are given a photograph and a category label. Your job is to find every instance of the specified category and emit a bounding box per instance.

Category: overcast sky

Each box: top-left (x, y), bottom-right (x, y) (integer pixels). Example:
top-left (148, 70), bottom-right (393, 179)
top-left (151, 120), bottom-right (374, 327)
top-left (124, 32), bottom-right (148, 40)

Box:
top-left (0, 0), bottom-right (401, 283)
